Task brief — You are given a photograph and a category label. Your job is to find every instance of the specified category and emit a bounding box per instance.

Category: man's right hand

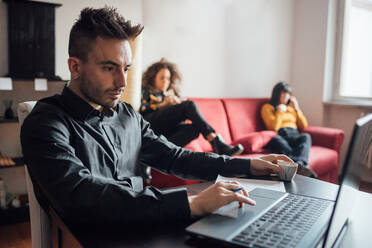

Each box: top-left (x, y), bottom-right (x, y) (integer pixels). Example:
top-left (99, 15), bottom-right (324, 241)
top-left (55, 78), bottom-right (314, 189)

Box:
top-left (188, 181), bottom-right (256, 217)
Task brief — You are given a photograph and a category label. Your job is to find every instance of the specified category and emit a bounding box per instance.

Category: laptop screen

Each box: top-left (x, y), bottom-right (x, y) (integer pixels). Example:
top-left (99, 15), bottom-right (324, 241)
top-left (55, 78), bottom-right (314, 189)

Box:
top-left (322, 113), bottom-right (372, 248)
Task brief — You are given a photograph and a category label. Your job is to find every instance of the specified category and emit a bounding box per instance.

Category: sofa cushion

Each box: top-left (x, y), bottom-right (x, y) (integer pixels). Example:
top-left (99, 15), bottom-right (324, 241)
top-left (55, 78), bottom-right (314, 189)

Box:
top-left (308, 146), bottom-right (338, 176)
top-left (187, 98), bottom-right (232, 152)
top-left (222, 98), bottom-right (269, 141)
top-left (232, 131), bottom-right (277, 153)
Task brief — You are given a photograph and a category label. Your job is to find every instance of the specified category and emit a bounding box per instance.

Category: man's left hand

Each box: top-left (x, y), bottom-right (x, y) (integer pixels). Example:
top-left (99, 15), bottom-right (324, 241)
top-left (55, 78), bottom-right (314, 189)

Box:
top-left (250, 154), bottom-right (293, 176)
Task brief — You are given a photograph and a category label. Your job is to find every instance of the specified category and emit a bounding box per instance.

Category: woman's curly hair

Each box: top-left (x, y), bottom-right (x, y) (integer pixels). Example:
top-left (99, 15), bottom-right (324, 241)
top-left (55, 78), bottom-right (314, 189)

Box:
top-left (142, 58), bottom-right (182, 97)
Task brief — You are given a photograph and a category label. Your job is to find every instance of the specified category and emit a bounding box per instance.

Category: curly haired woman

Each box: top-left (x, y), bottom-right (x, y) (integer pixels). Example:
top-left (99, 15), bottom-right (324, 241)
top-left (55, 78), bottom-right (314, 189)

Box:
top-left (140, 58), bottom-right (243, 156)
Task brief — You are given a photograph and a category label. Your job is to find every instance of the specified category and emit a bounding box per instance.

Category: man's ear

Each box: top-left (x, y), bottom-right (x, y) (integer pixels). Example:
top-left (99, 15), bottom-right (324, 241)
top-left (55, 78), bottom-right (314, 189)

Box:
top-left (68, 57), bottom-right (82, 80)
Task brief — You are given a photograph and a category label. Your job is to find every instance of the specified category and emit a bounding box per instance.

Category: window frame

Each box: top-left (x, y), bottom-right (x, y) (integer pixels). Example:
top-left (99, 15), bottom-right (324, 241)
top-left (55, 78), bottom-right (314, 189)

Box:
top-left (332, 0), bottom-right (372, 106)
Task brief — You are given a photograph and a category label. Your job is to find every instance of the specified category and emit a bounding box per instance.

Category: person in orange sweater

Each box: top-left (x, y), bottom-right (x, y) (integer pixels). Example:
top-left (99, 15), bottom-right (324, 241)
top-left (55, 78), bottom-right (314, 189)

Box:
top-left (261, 82), bottom-right (317, 178)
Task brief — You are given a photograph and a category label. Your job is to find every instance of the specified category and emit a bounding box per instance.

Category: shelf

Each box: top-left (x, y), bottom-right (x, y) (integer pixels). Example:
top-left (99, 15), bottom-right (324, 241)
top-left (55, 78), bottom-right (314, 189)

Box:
top-left (0, 205), bottom-right (30, 225)
top-left (0, 157), bottom-right (24, 169)
top-left (0, 117), bottom-right (18, 123)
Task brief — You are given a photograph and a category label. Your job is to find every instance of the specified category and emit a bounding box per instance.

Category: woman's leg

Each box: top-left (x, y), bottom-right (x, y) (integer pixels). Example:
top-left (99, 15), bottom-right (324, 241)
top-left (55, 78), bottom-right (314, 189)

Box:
top-left (267, 135), bottom-right (293, 155)
top-left (144, 101), bottom-right (214, 136)
top-left (290, 133), bottom-right (311, 165)
top-left (174, 101), bottom-right (215, 138)
top-left (143, 104), bottom-right (191, 135)
top-left (166, 123), bottom-right (200, 147)
top-left (285, 131), bottom-right (316, 178)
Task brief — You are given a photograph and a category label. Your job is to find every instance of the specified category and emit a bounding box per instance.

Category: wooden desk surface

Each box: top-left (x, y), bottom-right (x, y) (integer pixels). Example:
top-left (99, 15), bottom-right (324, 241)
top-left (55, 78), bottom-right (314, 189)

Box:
top-left (51, 175), bottom-right (371, 248)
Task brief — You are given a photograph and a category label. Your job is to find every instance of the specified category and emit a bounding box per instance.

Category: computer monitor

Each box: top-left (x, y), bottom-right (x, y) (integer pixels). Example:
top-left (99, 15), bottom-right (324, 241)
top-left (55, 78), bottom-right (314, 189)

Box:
top-left (322, 113), bottom-right (372, 248)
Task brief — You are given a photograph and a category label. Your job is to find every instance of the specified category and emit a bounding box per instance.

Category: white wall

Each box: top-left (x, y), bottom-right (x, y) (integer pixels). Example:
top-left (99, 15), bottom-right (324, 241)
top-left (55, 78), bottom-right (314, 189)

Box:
top-left (291, 0), bottom-right (330, 127)
top-left (142, 0), bottom-right (294, 98)
top-left (225, 0), bottom-right (294, 97)
top-left (142, 0), bottom-right (228, 97)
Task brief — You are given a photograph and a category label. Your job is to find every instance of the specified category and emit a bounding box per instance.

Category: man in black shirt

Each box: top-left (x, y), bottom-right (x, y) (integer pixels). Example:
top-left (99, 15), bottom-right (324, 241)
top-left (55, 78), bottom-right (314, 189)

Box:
top-left (21, 7), bottom-right (289, 225)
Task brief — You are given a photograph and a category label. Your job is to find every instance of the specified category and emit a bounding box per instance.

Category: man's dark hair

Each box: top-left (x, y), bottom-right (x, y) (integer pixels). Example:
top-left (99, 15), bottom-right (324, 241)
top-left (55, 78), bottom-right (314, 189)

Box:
top-left (269, 81), bottom-right (293, 106)
top-left (69, 6), bottom-right (144, 62)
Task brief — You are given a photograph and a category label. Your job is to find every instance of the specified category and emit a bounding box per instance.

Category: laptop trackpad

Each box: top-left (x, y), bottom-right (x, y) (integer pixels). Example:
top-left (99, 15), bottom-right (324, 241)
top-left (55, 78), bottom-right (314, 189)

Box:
top-left (186, 188), bottom-right (286, 240)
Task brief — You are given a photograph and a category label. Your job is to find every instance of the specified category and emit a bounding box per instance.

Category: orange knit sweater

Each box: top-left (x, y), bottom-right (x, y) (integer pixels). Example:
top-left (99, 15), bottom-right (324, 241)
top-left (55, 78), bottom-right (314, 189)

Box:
top-left (261, 103), bottom-right (308, 131)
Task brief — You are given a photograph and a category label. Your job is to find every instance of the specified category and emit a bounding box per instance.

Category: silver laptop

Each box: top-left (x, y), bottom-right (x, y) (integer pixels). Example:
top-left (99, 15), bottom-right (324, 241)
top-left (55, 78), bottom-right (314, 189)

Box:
top-left (186, 113), bottom-right (372, 248)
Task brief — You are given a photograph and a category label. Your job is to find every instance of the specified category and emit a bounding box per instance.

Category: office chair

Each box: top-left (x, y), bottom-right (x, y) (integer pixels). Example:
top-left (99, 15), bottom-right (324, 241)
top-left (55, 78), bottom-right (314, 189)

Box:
top-left (18, 101), bottom-right (52, 248)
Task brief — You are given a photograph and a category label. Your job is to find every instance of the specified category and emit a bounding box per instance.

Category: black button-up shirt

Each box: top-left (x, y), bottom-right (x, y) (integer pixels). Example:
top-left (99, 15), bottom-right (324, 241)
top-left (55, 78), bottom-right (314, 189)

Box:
top-left (21, 86), bottom-right (252, 225)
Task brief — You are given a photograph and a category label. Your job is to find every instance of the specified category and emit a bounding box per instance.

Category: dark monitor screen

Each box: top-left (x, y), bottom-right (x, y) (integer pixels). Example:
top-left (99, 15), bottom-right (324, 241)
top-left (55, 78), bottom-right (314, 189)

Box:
top-left (323, 113), bottom-right (372, 248)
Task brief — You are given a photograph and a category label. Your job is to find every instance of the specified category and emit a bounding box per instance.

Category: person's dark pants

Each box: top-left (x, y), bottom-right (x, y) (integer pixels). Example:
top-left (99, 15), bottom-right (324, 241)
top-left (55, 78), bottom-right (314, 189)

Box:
top-left (267, 127), bottom-right (311, 166)
top-left (143, 100), bottom-right (215, 147)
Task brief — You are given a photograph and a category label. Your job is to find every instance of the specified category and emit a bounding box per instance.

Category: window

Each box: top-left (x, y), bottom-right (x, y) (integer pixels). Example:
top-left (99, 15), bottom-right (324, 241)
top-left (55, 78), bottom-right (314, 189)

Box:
top-left (335, 0), bottom-right (372, 103)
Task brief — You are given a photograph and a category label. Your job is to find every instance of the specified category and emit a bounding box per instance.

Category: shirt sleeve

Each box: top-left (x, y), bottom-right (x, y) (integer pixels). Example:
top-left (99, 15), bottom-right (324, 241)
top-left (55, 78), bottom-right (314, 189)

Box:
top-left (261, 103), bottom-right (285, 131)
top-left (138, 112), bottom-right (252, 181)
top-left (295, 109), bottom-right (308, 129)
top-left (21, 105), bottom-right (191, 226)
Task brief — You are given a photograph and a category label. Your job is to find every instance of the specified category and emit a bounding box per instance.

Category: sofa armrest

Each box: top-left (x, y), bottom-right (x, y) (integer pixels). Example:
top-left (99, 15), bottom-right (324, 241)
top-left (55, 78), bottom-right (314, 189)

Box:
top-left (302, 126), bottom-right (344, 152)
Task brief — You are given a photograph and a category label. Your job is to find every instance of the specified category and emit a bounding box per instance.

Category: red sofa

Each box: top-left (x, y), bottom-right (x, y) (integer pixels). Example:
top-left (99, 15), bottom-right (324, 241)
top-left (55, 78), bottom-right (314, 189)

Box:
top-left (150, 98), bottom-right (344, 188)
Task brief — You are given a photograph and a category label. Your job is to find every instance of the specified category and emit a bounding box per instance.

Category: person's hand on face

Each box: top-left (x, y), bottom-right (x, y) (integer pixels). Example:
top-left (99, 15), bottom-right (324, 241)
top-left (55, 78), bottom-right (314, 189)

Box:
top-left (250, 154), bottom-right (293, 176)
top-left (188, 181), bottom-right (256, 217)
top-left (289, 96), bottom-right (300, 110)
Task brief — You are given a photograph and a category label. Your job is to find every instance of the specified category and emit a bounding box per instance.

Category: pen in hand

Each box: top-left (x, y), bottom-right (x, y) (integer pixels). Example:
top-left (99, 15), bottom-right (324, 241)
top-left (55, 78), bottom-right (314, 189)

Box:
top-left (231, 187), bottom-right (244, 193)
top-left (231, 187), bottom-right (256, 206)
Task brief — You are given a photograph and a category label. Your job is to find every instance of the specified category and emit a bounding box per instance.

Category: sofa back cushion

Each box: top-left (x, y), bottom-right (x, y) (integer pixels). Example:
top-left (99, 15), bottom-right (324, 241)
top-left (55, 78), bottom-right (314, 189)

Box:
top-left (185, 98), bottom-right (232, 152)
top-left (223, 98), bottom-right (269, 141)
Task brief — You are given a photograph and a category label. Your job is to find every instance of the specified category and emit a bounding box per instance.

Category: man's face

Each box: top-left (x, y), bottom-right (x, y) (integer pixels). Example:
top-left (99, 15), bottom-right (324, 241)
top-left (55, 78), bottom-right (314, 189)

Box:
top-left (78, 37), bottom-right (132, 108)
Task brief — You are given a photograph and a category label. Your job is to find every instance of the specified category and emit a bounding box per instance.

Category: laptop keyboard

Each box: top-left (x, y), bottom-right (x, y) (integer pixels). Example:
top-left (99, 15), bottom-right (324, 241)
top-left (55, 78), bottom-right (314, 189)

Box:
top-left (232, 194), bottom-right (330, 248)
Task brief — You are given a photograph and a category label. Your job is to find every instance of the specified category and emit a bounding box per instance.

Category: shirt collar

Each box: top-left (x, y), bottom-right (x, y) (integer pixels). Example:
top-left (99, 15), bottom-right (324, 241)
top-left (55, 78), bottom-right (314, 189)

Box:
top-left (61, 86), bottom-right (118, 121)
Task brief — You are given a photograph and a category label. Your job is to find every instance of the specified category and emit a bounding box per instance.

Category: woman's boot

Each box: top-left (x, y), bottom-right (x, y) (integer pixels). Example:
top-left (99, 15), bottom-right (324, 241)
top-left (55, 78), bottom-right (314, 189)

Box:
top-left (211, 134), bottom-right (244, 156)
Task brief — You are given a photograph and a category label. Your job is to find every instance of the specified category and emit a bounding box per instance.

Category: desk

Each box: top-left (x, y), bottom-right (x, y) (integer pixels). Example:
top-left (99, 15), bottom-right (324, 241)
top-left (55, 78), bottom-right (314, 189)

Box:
top-left (50, 175), bottom-right (372, 248)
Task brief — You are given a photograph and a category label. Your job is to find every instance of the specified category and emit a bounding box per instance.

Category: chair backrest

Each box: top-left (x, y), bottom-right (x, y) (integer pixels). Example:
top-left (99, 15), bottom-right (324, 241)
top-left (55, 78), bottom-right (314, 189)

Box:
top-left (18, 101), bottom-right (52, 248)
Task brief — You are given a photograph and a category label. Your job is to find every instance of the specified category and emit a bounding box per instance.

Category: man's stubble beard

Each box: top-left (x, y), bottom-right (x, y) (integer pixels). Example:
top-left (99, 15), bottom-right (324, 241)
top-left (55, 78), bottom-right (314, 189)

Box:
top-left (80, 72), bottom-right (119, 108)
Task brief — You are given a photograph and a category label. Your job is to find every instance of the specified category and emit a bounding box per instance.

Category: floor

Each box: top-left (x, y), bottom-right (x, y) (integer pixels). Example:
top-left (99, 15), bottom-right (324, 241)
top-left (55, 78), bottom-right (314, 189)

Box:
top-left (0, 181), bottom-right (371, 248)
top-left (0, 222), bottom-right (31, 248)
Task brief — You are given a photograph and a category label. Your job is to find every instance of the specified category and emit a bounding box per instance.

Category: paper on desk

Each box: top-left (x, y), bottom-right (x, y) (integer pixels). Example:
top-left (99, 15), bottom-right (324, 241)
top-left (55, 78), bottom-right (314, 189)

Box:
top-left (213, 175), bottom-right (285, 218)
top-left (216, 175), bottom-right (285, 193)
